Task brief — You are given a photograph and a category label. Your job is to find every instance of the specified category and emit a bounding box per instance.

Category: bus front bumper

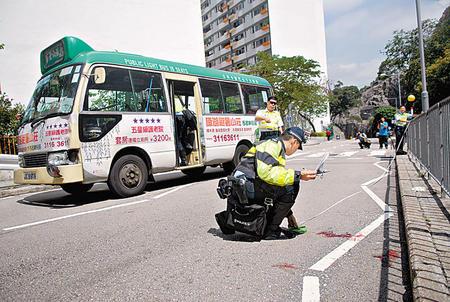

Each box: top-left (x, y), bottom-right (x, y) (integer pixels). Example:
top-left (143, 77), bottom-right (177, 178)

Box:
top-left (14, 164), bottom-right (84, 185)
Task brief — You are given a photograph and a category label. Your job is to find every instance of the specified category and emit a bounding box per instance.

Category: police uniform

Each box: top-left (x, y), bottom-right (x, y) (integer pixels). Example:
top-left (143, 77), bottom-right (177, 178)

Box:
top-left (255, 108), bottom-right (284, 141)
top-left (394, 111), bottom-right (411, 153)
top-left (233, 137), bottom-right (301, 237)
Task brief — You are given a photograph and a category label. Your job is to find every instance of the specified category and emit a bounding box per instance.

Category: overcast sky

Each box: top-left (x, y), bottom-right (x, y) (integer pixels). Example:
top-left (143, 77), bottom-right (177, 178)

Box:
top-left (0, 0), bottom-right (449, 105)
top-left (324, 0), bottom-right (449, 88)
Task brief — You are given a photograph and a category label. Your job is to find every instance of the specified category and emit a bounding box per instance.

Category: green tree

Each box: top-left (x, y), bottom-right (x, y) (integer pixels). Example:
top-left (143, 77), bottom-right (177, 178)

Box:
top-left (0, 93), bottom-right (25, 135)
top-left (329, 81), bottom-right (361, 121)
top-left (247, 52), bottom-right (328, 131)
top-left (375, 105), bottom-right (397, 122)
top-left (378, 6), bottom-right (450, 108)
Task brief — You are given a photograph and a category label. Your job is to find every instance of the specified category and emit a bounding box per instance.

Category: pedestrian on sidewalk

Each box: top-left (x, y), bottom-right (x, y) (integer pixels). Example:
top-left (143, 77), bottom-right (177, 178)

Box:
top-left (377, 117), bottom-right (389, 149)
top-left (393, 106), bottom-right (412, 155)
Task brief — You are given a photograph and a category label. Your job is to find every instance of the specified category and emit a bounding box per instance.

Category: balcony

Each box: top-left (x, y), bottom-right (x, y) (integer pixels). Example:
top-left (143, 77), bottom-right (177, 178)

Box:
top-left (254, 41), bottom-right (271, 53)
top-left (216, 32), bottom-right (230, 45)
top-left (216, 58), bottom-right (232, 70)
top-left (231, 37), bottom-right (246, 49)
top-left (253, 11), bottom-right (268, 24)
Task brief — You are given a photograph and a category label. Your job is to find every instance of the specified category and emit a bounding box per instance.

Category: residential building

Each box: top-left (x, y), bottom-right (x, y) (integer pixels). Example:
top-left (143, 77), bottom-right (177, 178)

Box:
top-left (201, 0), bottom-right (271, 71)
top-left (200, 0), bottom-right (330, 131)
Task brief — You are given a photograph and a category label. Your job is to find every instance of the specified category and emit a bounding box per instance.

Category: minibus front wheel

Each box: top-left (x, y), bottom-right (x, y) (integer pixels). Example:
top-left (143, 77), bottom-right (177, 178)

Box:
top-left (108, 154), bottom-right (148, 197)
top-left (60, 182), bottom-right (94, 195)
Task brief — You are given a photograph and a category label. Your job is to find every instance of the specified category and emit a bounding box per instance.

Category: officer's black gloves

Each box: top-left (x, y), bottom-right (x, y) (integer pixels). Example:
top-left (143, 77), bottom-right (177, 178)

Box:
top-left (294, 170), bottom-right (302, 185)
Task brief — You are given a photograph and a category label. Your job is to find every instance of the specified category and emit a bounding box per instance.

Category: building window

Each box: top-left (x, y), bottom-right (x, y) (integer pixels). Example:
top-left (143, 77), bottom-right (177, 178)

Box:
top-left (234, 46), bottom-right (245, 56)
top-left (254, 36), bottom-right (269, 48)
top-left (233, 32), bottom-right (245, 42)
top-left (201, 0), bottom-right (211, 10)
top-left (203, 24), bottom-right (211, 33)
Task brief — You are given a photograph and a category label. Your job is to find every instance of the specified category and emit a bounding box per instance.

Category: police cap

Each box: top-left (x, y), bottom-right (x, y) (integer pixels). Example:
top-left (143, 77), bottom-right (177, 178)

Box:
top-left (284, 127), bottom-right (306, 150)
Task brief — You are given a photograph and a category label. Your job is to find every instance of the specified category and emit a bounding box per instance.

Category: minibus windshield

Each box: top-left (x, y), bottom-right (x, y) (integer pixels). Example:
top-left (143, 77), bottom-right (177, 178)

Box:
top-left (22, 65), bottom-right (82, 125)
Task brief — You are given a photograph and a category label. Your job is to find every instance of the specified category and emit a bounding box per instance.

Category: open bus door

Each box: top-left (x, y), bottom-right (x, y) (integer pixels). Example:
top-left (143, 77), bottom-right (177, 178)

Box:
top-left (165, 75), bottom-right (205, 174)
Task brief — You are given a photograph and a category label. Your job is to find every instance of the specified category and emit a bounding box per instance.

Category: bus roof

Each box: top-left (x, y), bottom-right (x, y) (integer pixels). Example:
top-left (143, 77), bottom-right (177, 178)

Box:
top-left (41, 36), bottom-right (271, 87)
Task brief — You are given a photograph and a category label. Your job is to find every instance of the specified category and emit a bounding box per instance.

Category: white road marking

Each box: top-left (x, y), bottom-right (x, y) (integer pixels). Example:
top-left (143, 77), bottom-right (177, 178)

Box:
top-left (309, 156), bottom-right (394, 272)
top-left (299, 191), bottom-right (362, 225)
top-left (302, 276), bottom-right (320, 302)
top-left (3, 199), bottom-right (151, 231)
top-left (368, 150), bottom-right (386, 157)
top-left (361, 186), bottom-right (393, 212)
top-left (288, 151), bottom-right (311, 159)
top-left (3, 184), bottom-right (194, 231)
top-left (374, 161), bottom-right (389, 173)
top-left (307, 152), bottom-right (326, 158)
top-left (309, 212), bottom-right (392, 272)
top-left (336, 151), bottom-right (358, 157)
top-left (0, 188), bottom-right (61, 201)
top-left (347, 158), bottom-right (363, 160)
top-left (153, 183), bottom-right (193, 199)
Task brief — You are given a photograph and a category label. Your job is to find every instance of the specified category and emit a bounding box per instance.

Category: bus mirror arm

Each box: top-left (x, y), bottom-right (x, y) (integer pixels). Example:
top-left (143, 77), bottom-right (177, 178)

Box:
top-left (82, 67), bottom-right (106, 84)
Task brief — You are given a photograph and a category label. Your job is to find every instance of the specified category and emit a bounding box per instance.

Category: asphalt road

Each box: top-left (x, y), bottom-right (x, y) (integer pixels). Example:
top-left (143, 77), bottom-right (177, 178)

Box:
top-left (0, 140), bottom-right (412, 301)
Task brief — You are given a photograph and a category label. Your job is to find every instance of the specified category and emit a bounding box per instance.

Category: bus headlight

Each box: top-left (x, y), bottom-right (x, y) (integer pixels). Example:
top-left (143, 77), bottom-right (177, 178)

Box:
top-left (18, 154), bottom-right (24, 168)
top-left (48, 150), bottom-right (79, 166)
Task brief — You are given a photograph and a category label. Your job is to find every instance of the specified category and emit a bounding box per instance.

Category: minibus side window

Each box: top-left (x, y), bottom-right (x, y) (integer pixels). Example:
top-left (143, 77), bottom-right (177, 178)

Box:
top-left (199, 79), bottom-right (243, 114)
top-left (221, 82), bottom-right (243, 114)
top-left (200, 79), bottom-right (224, 114)
top-left (85, 67), bottom-right (167, 112)
top-left (241, 85), bottom-right (269, 114)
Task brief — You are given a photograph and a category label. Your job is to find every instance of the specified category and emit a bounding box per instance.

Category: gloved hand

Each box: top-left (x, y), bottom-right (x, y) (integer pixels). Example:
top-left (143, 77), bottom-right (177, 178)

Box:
top-left (294, 170), bottom-right (302, 185)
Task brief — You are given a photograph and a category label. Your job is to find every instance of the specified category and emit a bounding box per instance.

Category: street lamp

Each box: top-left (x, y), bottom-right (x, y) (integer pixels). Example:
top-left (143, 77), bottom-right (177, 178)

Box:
top-left (415, 0), bottom-right (429, 112)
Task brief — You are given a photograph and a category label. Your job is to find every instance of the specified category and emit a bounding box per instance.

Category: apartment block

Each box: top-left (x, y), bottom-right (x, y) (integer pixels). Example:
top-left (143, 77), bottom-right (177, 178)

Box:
top-left (201, 0), bottom-right (271, 71)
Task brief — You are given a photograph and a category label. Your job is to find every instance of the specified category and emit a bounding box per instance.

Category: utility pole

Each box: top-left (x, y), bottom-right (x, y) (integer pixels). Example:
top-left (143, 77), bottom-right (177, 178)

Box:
top-left (415, 0), bottom-right (429, 112)
top-left (397, 72), bottom-right (402, 108)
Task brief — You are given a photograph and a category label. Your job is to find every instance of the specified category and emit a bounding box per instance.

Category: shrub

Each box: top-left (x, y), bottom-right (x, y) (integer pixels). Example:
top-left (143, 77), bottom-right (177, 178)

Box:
top-left (310, 131), bottom-right (327, 137)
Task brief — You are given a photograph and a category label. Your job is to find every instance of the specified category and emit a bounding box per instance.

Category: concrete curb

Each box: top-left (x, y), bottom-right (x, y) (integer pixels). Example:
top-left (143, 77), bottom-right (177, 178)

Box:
top-left (0, 185), bottom-right (55, 199)
top-left (396, 155), bottom-right (449, 301)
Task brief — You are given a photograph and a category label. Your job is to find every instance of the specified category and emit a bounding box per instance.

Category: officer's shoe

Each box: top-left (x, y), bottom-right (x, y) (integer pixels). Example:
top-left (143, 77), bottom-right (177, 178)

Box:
top-left (263, 230), bottom-right (282, 240)
top-left (280, 227), bottom-right (297, 239)
top-left (263, 228), bottom-right (296, 240)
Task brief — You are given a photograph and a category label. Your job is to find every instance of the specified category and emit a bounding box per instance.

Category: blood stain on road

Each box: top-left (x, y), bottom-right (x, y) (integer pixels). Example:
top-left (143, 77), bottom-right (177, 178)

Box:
top-left (317, 231), bottom-right (353, 238)
top-left (272, 263), bottom-right (298, 270)
top-left (373, 249), bottom-right (400, 266)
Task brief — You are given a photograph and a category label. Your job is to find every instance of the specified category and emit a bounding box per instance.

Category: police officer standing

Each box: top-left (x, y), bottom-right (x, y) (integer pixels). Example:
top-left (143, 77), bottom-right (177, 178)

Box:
top-left (216, 127), bottom-right (316, 240)
top-left (393, 106), bottom-right (412, 155)
top-left (255, 96), bottom-right (284, 141)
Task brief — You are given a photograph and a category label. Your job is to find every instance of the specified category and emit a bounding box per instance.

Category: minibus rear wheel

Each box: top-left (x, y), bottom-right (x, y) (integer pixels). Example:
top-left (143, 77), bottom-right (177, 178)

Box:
top-left (108, 155), bottom-right (148, 197)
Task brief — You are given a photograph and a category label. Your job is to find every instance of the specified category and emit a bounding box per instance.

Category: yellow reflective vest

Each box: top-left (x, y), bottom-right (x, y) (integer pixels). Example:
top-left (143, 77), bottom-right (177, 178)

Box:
top-left (394, 112), bottom-right (411, 127)
top-left (240, 138), bottom-right (295, 187)
top-left (255, 108), bottom-right (284, 131)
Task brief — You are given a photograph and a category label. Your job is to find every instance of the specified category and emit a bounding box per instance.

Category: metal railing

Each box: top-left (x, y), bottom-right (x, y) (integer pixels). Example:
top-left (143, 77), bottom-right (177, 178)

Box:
top-left (0, 135), bottom-right (18, 155)
top-left (407, 96), bottom-right (450, 196)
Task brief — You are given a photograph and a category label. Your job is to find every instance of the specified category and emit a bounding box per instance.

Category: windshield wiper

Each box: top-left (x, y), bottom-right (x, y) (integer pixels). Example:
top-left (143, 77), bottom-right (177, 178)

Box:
top-left (30, 112), bottom-right (68, 129)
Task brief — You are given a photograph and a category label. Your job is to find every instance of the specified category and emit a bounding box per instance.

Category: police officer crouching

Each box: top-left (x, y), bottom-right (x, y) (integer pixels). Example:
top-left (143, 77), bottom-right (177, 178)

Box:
top-left (215, 127), bottom-right (316, 240)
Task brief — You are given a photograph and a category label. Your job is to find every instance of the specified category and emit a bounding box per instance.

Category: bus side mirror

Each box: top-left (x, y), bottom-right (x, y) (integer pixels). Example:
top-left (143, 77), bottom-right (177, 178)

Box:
top-left (94, 67), bottom-right (106, 84)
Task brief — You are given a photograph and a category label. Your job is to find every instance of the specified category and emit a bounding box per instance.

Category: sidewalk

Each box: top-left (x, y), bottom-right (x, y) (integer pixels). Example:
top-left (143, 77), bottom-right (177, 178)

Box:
top-left (396, 155), bottom-right (450, 301)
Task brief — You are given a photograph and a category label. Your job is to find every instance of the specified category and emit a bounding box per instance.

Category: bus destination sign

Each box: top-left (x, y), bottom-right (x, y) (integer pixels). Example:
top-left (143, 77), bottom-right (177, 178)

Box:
top-left (43, 40), bottom-right (65, 70)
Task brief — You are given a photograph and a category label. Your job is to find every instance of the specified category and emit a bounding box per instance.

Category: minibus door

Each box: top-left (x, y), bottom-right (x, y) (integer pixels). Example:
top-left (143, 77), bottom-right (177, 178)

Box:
top-left (165, 76), bottom-right (204, 169)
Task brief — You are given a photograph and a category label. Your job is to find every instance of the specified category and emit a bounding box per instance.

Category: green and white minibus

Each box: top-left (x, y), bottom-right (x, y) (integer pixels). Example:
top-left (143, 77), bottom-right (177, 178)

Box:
top-left (15, 37), bottom-right (272, 197)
